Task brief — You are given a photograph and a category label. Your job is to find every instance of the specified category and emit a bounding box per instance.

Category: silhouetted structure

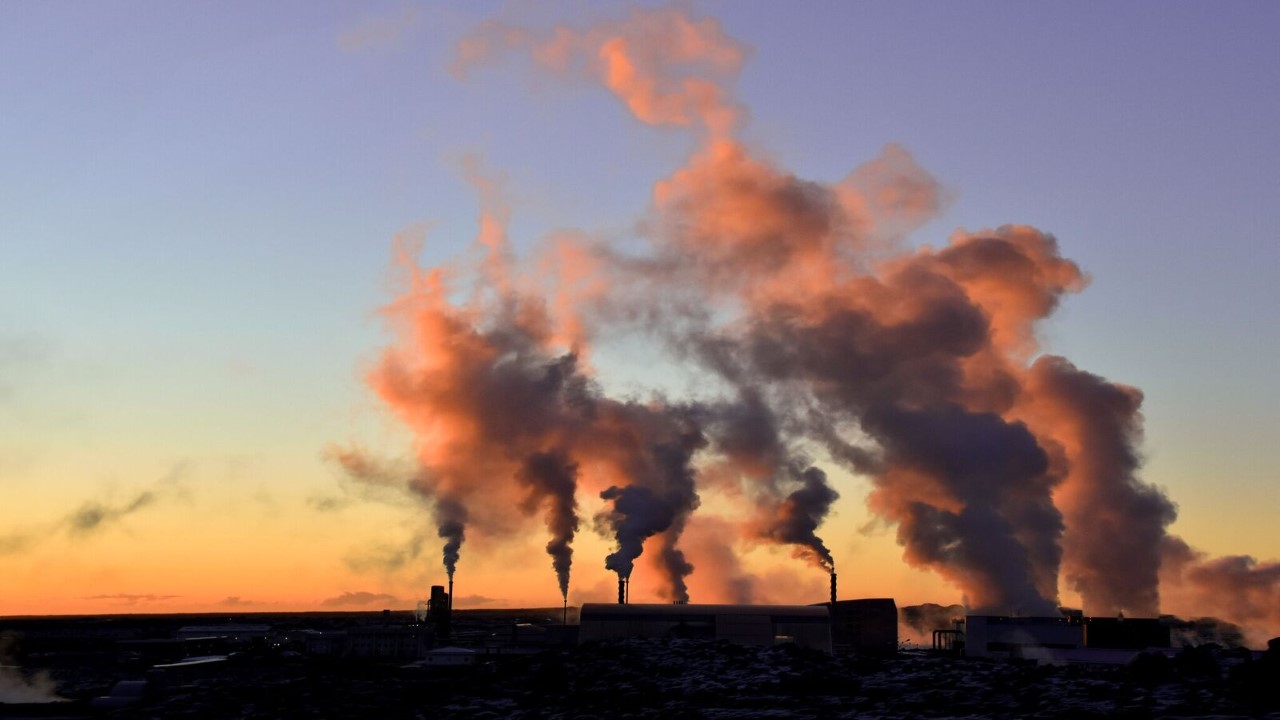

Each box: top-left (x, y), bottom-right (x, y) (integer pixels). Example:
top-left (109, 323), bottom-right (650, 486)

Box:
top-left (346, 624), bottom-right (424, 660)
top-left (429, 585), bottom-right (452, 640)
top-left (964, 615), bottom-right (1084, 660)
top-left (579, 603), bottom-right (832, 652)
top-left (1085, 617), bottom-right (1171, 649)
top-left (829, 598), bottom-right (898, 655)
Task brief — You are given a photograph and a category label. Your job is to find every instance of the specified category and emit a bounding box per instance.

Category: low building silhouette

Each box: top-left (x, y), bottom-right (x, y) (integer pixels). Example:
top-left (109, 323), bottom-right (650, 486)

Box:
top-left (579, 603), bottom-right (832, 652)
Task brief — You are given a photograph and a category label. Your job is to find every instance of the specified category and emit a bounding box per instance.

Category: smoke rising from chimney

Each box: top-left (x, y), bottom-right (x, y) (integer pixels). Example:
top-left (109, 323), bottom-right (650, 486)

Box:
top-left (339, 5), bottom-right (1280, 639)
top-left (515, 450), bottom-right (580, 600)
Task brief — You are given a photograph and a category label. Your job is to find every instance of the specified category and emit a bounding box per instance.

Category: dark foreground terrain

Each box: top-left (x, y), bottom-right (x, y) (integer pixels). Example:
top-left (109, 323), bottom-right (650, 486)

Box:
top-left (3, 612), bottom-right (1279, 719)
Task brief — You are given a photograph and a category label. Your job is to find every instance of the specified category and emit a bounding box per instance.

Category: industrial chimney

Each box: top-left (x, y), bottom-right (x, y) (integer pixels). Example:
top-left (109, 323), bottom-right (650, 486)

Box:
top-left (428, 585), bottom-right (451, 639)
top-left (618, 578), bottom-right (626, 605)
top-left (830, 572), bottom-right (837, 607)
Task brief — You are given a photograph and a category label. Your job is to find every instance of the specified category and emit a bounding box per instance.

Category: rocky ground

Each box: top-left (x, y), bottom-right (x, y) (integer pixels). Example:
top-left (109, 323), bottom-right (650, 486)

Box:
top-left (14, 638), bottom-right (1272, 719)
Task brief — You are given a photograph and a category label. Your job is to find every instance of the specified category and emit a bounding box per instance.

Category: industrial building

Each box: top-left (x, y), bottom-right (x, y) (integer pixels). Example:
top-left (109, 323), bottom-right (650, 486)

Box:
top-left (829, 598), bottom-right (898, 654)
top-left (579, 603), bottom-right (832, 652)
top-left (960, 614), bottom-right (1173, 663)
top-left (964, 615), bottom-right (1084, 660)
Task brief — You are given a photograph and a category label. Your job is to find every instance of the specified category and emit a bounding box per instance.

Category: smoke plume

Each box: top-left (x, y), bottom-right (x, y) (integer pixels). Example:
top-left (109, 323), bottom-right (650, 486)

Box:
top-left (755, 466), bottom-right (838, 571)
top-left (1160, 536), bottom-right (1280, 646)
top-left (1018, 356), bottom-right (1177, 616)
top-left (0, 637), bottom-right (63, 704)
top-left (900, 603), bottom-right (967, 638)
top-left (516, 450), bottom-right (580, 599)
top-left (343, 5), bottom-right (1280, 631)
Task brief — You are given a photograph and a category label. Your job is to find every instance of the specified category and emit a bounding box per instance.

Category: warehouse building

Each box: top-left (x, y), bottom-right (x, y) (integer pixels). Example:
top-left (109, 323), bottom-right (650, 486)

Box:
top-left (964, 615), bottom-right (1083, 660)
top-left (578, 603), bottom-right (832, 652)
top-left (829, 598), bottom-right (898, 654)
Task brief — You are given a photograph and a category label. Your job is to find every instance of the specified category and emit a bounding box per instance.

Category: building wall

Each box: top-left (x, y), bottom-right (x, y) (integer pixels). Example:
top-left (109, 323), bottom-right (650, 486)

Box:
top-left (964, 616), bottom-right (1084, 660)
top-left (346, 626), bottom-right (424, 660)
top-left (1083, 618), bottom-right (1171, 649)
top-left (830, 599), bottom-right (898, 654)
top-left (579, 604), bottom-right (831, 652)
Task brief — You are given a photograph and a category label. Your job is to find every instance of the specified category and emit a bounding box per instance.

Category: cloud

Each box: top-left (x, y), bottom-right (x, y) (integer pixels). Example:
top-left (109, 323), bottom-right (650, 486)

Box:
top-left (337, 8), bottom-right (418, 53)
top-left (452, 594), bottom-right (500, 608)
top-left (320, 591), bottom-right (401, 607)
top-left (216, 596), bottom-right (262, 608)
top-left (0, 465), bottom-right (189, 557)
top-left (83, 593), bottom-right (180, 606)
top-left (0, 532), bottom-right (35, 556)
top-left (66, 490), bottom-right (157, 536)
top-left (343, 533), bottom-right (428, 574)
top-left (307, 494), bottom-right (353, 512)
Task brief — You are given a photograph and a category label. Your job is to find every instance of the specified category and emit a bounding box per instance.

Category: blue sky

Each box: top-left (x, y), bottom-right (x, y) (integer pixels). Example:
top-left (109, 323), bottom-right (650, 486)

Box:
top-left (1, 1), bottom-right (1277, 612)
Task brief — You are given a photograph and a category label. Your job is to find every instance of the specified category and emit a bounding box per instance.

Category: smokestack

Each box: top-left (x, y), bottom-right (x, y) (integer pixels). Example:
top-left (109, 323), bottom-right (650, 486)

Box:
top-left (448, 575), bottom-right (454, 612)
top-left (625, 576), bottom-right (630, 604)
top-left (618, 577), bottom-right (625, 605)
top-left (830, 572), bottom-right (837, 606)
top-left (563, 597), bottom-right (568, 625)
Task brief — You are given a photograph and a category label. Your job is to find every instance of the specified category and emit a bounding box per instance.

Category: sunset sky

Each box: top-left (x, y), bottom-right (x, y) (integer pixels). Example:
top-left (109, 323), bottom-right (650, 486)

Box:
top-left (2, 1), bottom-right (1277, 632)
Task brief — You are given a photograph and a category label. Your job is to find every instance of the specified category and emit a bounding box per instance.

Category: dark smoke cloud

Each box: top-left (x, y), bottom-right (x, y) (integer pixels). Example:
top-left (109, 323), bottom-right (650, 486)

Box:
top-left (0, 466), bottom-right (187, 556)
top-left (900, 603), bottom-right (967, 637)
top-left (653, 523), bottom-right (695, 603)
top-left (0, 532), bottom-right (34, 556)
top-left (332, 6), bottom-right (1280, 627)
top-left (595, 403), bottom-right (704, 599)
top-left (434, 497), bottom-right (467, 581)
top-left (66, 490), bottom-right (156, 535)
top-left (1022, 356), bottom-right (1177, 617)
top-left (864, 405), bottom-right (1061, 614)
top-left (756, 466), bottom-right (839, 571)
top-left (515, 450), bottom-right (580, 599)
top-left (1160, 536), bottom-right (1280, 646)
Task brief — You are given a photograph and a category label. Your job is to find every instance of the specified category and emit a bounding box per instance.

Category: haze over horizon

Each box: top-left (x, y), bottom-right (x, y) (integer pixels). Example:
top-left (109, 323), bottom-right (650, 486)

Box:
top-left (2, 2), bottom-right (1277, 643)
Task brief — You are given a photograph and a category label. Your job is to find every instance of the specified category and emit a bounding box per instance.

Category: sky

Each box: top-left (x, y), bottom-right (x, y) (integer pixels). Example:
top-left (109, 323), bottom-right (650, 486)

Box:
top-left (1, 1), bottom-right (1277, 629)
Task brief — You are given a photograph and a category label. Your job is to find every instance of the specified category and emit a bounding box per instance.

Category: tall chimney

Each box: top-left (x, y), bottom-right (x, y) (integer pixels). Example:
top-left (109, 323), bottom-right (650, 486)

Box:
top-left (448, 576), bottom-right (454, 611)
top-left (618, 578), bottom-right (626, 605)
top-left (830, 572), bottom-right (837, 606)
top-left (625, 577), bottom-right (630, 604)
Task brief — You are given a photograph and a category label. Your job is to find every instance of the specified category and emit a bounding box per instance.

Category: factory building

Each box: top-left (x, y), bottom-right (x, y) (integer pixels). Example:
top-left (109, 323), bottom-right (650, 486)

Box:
top-left (829, 598), bottom-right (898, 655)
top-left (964, 615), bottom-right (1084, 660)
top-left (1084, 617), bottom-right (1170, 649)
top-left (175, 624), bottom-right (271, 643)
top-left (579, 603), bottom-right (832, 652)
top-left (346, 624), bottom-right (425, 660)
top-left (961, 614), bottom-right (1173, 662)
